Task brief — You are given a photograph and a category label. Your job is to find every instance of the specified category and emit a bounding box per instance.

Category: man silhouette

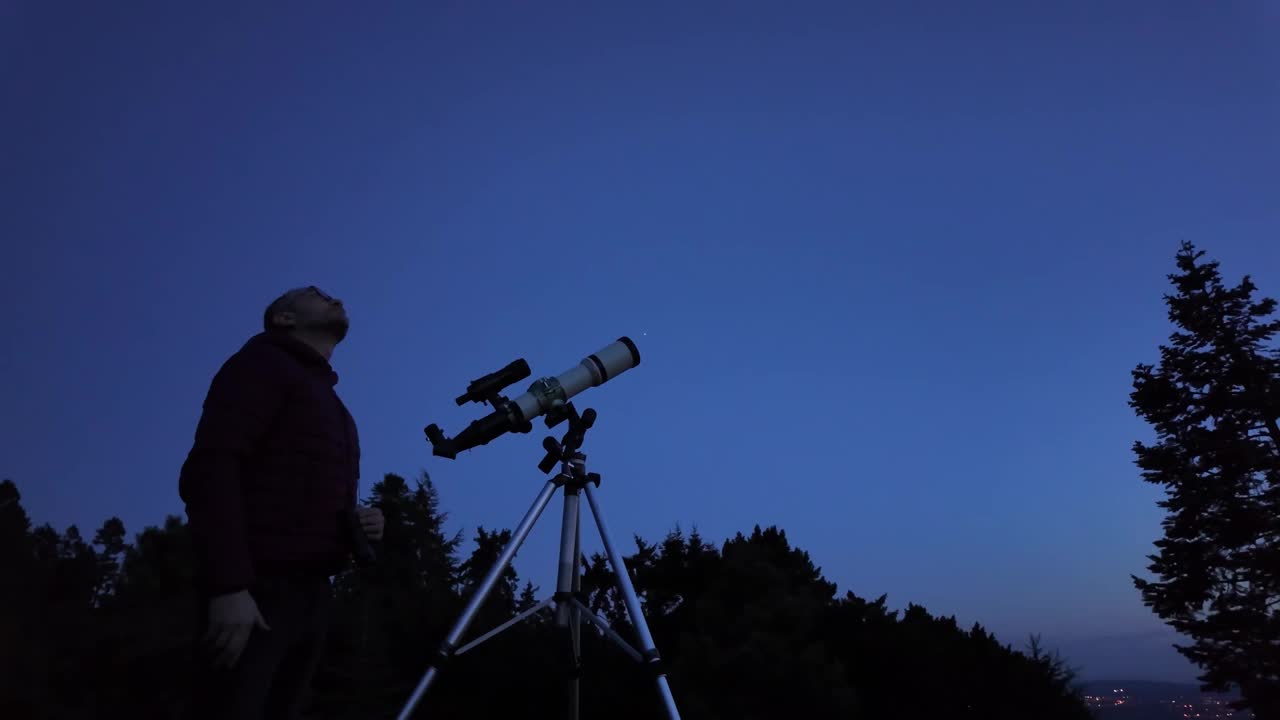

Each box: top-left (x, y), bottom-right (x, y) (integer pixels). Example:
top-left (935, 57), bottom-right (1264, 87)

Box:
top-left (179, 286), bottom-right (383, 719)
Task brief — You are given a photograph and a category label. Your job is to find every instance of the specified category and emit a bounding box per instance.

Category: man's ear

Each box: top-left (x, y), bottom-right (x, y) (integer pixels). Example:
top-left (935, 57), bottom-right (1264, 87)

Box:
top-left (272, 311), bottom-right (297, 328)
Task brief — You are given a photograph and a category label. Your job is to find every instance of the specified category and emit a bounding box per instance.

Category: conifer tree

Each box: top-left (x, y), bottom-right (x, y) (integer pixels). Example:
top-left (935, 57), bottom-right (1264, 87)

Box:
top-left (1130, 241), bottom-right (1280, 716)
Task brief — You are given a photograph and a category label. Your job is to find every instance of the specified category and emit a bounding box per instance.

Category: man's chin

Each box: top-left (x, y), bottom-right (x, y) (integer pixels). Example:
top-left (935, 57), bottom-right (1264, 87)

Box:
top-left (302, 318), bottom-right (348, 344)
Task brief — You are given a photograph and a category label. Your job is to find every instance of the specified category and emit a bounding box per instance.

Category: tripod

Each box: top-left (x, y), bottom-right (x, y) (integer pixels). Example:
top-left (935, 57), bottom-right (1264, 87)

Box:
top-left (396, 403), bottom-right (682, 720)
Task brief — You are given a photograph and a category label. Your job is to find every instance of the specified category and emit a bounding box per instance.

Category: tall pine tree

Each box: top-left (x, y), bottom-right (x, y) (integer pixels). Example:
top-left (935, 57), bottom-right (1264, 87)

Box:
top-left (315, 471), bottom-right (464, 717)
top-left (92, 516), bottom-right (127, 606)
top-left (1129, 241), bottom-right (1280, 716)
top-left (456, 526), bottom-right (519, 623)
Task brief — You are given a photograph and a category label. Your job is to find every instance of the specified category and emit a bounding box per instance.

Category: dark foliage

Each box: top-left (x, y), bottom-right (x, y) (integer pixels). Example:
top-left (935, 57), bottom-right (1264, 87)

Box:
top-left (1129, 241), bottom-right (1280, 717)
top-left (0, 474), bottom-right (1089, 718)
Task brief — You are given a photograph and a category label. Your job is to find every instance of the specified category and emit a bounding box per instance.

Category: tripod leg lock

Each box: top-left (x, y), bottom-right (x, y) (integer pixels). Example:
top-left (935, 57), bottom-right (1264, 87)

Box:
top-left (553, 589), bottom-right (591, 605)
top-left (640, 648), bottom-right (667, 678)
top-left (431, 642), bottom-right (457, 673)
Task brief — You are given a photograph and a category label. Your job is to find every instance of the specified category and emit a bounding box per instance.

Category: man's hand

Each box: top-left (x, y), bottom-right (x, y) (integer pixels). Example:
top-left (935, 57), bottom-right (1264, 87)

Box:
top-left (204, 589), bottom-right (270, 669)
top-left (356, 505), bottom-right (384, 541)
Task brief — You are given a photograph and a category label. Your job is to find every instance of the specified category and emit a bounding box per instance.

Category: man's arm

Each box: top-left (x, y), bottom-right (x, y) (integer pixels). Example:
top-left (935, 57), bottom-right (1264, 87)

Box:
top-left (179, 344), bottom-right (287, 596)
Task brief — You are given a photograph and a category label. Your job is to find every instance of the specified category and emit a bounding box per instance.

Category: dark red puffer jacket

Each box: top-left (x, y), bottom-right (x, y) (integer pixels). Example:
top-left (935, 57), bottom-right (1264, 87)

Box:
top-left (178, 330), bottom-right (360, 597)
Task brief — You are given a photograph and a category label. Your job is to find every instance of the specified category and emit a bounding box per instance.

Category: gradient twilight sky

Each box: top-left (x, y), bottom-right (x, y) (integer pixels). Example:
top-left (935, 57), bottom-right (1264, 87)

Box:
top-left (3, 1), bottom-right (1278, 683)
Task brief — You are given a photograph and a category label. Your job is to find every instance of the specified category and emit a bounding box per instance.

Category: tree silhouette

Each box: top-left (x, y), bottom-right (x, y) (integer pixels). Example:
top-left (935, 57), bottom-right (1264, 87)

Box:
top-left (100, 515), bottom-right (198, 718)
top-left (456, 526), bottom-right (519, 619)
top-left (1129, 240), bottom-right (1279, 716)
top-left (92, 517), bottom-right (127, 606)
top-left (662, 525), bottom-right (858, 720)
top-left (0, 479), bottom-right (39, 718)
top-left (0, 474), bottom-right (1096, 719)
top-left (317, 471), bottom-right (466, 718)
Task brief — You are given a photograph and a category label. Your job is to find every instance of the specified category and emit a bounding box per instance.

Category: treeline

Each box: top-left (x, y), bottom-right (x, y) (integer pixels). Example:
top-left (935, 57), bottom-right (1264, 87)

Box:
top-left (0, 473), bottom-right (1091, 719)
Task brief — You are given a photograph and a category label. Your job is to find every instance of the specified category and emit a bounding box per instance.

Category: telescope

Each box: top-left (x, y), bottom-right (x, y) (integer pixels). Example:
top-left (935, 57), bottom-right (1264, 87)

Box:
top-left (402, 333), bottom-right (681, 720)
top-left (425, 337), bottom-right (641, 459)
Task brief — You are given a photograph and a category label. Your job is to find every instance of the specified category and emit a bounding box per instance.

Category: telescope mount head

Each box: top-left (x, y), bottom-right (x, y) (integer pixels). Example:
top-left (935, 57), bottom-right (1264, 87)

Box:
top-left (538, 402), bottom-right (598, 476)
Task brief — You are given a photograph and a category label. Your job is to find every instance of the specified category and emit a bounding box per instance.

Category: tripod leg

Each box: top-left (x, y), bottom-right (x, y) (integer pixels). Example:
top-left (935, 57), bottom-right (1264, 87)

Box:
top-left (570, 508), bottom-right (583, 720)
top-left (555, 488), bottom-right (581, 628)
top-left (554, 486), bottom-right (583, 720)
top-left (569, 601), bottom-right (581, 720)
top-left (396, 479), bottom-right (562, 720)
top-left (582, 483), bottom-right (682, 720)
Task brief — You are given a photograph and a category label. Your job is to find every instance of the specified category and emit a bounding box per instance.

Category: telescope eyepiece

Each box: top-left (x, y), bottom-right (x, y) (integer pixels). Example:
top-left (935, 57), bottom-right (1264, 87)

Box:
top-left (423, 424), bottom-right (456, 459)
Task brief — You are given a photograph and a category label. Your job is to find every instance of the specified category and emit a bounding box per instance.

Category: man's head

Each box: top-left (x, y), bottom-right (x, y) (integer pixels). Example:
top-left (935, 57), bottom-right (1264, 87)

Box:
top-left (263, 286), bottom-right (349, 349)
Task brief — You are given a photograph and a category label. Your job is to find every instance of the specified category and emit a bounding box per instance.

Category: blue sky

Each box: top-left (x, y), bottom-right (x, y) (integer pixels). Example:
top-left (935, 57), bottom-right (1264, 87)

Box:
top-left (3, 1), bottom-right (1278, 683)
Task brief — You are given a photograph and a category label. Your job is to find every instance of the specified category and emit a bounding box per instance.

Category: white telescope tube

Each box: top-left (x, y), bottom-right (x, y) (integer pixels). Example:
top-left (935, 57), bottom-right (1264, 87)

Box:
top-left (511, 337), bottom-right (640, 424)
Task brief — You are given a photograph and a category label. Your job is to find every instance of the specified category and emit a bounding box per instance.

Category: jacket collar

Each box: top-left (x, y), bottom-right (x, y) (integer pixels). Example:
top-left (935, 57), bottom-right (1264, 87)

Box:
top-left (252, 330), bottom-right (340, 385)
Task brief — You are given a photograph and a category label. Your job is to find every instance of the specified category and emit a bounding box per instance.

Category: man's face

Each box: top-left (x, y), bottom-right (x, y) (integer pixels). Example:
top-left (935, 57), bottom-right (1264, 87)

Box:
top-left (276, 286), bottom-right (349, 343)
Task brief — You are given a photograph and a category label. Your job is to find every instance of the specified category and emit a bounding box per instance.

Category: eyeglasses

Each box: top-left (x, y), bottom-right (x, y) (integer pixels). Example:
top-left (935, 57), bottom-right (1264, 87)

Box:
top-left (307, 286), bottom-right (335, 303)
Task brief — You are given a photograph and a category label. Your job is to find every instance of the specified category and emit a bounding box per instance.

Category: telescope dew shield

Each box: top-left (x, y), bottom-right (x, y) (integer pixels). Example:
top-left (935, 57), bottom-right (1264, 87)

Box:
top-left (511, 337), bottom-right (640, 425)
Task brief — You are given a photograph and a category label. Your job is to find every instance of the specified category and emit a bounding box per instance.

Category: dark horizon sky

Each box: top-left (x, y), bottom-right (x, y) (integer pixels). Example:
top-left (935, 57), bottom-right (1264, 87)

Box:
top-left (3, 1), bottom-right (1278, 684)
